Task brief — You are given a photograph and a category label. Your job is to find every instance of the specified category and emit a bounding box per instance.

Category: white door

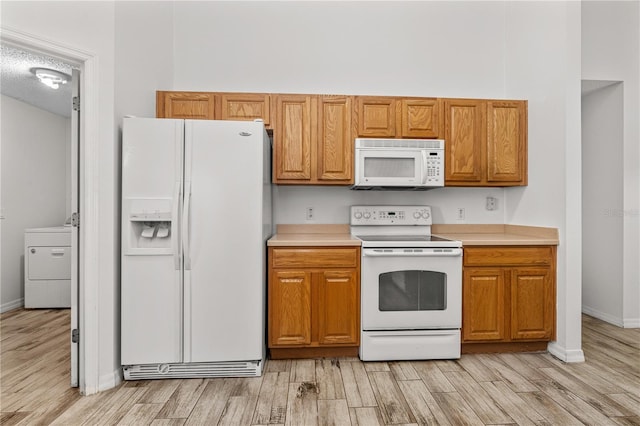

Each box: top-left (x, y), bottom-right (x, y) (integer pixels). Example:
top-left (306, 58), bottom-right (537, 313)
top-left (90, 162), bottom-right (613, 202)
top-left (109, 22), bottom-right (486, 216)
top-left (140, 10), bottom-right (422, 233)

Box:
top-left (183, 120), bottom-right (265, 363)
top-left (120, 118), bottom-right (184, 365)
top-left (70, 68), bottom-right (80, 387)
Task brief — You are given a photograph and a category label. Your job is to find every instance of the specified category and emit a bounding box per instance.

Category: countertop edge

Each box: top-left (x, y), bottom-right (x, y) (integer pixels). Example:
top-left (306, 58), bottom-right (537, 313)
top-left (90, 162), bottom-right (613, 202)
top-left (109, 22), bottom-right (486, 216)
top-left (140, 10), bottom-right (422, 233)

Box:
top-left (268, 224), bottom-right (559, 247)
top-left (432, 224), bottom-right (559, 246)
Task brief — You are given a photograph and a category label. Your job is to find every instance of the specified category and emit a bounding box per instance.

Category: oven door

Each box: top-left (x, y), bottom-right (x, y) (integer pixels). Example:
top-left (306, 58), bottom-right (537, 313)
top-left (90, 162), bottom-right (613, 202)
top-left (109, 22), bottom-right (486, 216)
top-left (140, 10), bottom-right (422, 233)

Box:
top-left (361, 247), bottom-right (462, 330)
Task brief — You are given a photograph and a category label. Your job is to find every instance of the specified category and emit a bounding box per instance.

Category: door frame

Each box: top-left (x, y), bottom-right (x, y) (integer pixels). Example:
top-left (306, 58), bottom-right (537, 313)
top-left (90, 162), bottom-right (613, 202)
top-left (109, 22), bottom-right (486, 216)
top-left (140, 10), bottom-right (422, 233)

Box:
top-left (1, 27), bottom-right (100, 395)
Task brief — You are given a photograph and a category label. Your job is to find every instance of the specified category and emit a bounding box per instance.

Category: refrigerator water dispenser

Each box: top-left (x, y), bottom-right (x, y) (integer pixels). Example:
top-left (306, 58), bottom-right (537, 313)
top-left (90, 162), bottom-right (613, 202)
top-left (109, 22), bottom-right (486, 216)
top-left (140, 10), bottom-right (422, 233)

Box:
top-left (124, 198), bottom-right (174, 255)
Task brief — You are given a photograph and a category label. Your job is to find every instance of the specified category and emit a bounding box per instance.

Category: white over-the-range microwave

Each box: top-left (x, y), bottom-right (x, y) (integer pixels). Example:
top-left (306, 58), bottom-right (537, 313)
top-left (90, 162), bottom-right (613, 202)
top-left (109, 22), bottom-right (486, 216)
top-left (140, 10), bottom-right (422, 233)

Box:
top-left (351, 138), bottom-right (445, 190)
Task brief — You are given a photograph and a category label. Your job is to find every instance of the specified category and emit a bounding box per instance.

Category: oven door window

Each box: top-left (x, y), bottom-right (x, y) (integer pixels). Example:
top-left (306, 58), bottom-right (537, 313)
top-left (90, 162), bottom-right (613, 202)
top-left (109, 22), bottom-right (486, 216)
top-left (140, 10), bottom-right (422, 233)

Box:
top-left (379, 270), bottom-right (446, 311)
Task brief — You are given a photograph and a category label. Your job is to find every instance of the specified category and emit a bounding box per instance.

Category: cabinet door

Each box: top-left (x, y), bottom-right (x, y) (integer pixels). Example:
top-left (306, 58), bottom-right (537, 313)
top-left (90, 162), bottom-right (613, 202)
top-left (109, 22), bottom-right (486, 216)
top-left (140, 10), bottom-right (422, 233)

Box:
top-left (219, 93), bottom-right (270, 126)
top-left (317, 270), bottom-right (359, 345)
top-left (462, 268), bottom-right (506, 341)
top-left (487, 101), bottom-right (527, 185)
top-left (443, 99), bottom-right (485, 186)
top-left (317, 96), bottom-right (353, 182)
top-left (510, 267), bottom-right (553, 340)
top-left (400, 98), bottom-right (440, 138)
top-left (156, 91), bottom-right (215, 119)
top-left (269, 270), bottom-right (312, 346)
top-left (443, 99), bottom-right (485, 184)
top-left (355, 96), bottom-right (396, 137)
top-left (272, 95), bottom-right (313, 182)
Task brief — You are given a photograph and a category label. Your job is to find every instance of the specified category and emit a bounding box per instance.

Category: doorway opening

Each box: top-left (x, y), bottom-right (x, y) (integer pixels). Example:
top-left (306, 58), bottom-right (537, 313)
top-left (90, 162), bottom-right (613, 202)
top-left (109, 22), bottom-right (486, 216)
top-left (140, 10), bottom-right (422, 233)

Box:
top-left (581, 80), bottom-right (624, 325)
top-left (1, 29), bottom-right (94, 394)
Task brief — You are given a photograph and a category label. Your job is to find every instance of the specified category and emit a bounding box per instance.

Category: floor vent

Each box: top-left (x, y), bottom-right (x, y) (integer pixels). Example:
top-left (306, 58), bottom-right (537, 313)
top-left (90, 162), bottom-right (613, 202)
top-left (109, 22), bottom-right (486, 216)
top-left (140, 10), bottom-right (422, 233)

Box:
top-left (123, 360), bottom-right (263, 380)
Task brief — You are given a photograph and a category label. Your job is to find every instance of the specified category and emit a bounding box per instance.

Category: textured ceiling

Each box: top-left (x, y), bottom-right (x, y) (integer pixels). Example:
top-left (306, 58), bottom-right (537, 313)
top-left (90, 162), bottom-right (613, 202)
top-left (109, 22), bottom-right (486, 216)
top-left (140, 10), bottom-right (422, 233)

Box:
top-left (1, 44), bottom-right (76, 118)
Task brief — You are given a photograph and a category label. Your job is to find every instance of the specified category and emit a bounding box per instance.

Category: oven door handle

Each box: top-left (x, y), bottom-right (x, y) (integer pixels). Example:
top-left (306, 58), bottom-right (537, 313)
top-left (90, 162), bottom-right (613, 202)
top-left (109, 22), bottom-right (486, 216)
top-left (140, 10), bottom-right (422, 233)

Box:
top-left (363, 248), bottom-right (462, 257)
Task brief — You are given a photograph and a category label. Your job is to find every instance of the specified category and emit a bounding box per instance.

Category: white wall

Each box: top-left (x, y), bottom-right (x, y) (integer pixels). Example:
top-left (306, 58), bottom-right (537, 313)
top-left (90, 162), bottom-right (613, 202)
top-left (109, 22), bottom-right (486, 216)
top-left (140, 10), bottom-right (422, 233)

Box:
top-left (582, 83), bottom-right (624, 324)
top-left (501, 2), bottom-right (584, 361)
top-left (0, 95), bottom-right (69, 311)
top-left (582, 1), bottom-right (640, 328)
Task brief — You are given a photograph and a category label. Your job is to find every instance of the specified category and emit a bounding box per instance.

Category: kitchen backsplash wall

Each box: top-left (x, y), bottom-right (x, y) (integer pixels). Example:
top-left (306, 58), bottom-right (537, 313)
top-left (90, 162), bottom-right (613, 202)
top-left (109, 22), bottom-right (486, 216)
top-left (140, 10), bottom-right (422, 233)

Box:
top-left (273, 185), bottom-right (504, 225)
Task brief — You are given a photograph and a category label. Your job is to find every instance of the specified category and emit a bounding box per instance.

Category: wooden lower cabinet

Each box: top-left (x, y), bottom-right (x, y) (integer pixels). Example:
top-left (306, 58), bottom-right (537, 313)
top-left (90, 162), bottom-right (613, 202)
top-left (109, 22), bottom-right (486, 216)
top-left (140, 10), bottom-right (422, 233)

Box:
top-left (462, 246), bottom-right (556, 353)
top-left (268, 246), bottom-right (360, 358)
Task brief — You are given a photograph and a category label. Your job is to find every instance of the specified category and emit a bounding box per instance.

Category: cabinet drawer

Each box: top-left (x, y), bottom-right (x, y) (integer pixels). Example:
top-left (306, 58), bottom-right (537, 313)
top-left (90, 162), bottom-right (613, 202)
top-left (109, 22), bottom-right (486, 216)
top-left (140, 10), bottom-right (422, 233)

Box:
top-left (464, 247), bottom-right (553, 267)
top-left (271, 248), bottom-right (359, 268)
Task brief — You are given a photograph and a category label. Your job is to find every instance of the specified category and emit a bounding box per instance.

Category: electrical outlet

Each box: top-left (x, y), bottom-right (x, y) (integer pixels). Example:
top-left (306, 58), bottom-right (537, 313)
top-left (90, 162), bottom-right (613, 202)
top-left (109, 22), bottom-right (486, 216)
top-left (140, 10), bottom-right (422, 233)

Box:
top-left (457, 207), bottom-right (465, 221)
top-left (486, 196), bottom-right (497, 211)
top-left (306, 207), bottom-right (314, 221)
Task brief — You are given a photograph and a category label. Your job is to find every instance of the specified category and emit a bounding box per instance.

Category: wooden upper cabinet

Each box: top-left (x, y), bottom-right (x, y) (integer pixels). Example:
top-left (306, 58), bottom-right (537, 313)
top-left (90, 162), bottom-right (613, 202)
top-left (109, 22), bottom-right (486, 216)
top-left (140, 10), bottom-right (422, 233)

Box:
top-left (355, 96), bottom-right (396, 137)
top-left (154, 91), bottom-right (526, 187)
top-left (317, 96), bottom-right (353, 182)
top-left (355, 96), bottom-right (441, 139)
top-left (219, 93), bottom-right (270, 126)
top-left (444, 99), bottom-right (527, 186)
top-left (272, 94), bottom-right (313, 182)
top-left (273, 94), bottom-right (354, 185)
top-left (443, 99), bottom-right (485, 184)
top-left (400, 98), bottom-right (441, 138)
top-left (487, 101), bottom-right (527, 185)
top-left (156, 91), bottom-right (215, 119)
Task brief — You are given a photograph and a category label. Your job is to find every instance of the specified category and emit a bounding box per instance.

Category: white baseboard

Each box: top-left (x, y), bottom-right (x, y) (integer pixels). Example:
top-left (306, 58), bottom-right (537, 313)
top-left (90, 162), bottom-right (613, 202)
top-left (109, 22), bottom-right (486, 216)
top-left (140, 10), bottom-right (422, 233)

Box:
top-left (1, 298), bottom-right (24, 313)
top-left (82, 369), bottom-right (122, 396)
top-left (582, 306), bottom-right (625, 327)
top-left (622, 318), bottom-right (640, 328)
top-left (547, 341), bottom-right (585, 363)
top-left (99, 369), bottom-right (123, 394)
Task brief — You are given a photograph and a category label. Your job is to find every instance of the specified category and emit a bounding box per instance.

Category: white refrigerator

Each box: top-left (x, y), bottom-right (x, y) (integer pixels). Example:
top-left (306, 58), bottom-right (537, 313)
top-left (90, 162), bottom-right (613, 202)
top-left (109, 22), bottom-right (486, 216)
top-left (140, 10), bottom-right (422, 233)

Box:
top-left (121, 117), bottom-right (271, 379)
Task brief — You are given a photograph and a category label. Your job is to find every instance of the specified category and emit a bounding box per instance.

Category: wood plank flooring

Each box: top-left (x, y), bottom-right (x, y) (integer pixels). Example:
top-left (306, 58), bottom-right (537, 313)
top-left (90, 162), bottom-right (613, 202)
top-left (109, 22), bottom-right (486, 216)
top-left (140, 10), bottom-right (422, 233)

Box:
top-left (1, 309), bottom-right (639, 425)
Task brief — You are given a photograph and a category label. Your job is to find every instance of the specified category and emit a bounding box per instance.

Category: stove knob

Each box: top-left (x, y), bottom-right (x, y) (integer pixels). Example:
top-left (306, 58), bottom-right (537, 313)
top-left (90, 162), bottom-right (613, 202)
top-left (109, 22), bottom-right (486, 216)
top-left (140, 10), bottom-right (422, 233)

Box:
top-left (413, 211), bottom-right (421, 219)
top-left (363, 212), bottom-right (371, 219)
top-left (423, 210), bottom-right (430, 219)
top-left (354, 211), bottom-right (362, 219)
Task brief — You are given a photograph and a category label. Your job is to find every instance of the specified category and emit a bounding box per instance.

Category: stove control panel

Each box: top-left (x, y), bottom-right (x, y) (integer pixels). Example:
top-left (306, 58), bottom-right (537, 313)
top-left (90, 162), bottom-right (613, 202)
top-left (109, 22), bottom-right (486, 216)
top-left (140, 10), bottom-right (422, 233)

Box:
top-left (350, 205), bottom-right (432, 225)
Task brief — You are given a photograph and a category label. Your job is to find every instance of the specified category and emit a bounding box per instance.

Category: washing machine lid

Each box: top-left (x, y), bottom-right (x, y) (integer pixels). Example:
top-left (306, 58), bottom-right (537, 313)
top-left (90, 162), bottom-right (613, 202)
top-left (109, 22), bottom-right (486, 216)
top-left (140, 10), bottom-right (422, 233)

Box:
top-left (25, 226), bottom-right (71, 234)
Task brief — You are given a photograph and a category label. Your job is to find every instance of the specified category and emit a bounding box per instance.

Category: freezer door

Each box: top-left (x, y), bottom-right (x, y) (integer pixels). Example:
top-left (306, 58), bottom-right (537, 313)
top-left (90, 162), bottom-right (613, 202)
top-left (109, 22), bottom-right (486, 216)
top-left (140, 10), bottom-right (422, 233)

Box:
top-left (183, 120), bottom-right (267, 363)
top-left (121, 117), bottom-right (184, 365)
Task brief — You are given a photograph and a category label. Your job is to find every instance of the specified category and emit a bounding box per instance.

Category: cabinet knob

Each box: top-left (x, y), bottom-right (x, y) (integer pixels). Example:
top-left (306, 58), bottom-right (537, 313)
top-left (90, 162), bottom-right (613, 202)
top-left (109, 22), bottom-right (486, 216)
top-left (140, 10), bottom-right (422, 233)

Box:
top-left (30, 248), bottom-right (36, 254)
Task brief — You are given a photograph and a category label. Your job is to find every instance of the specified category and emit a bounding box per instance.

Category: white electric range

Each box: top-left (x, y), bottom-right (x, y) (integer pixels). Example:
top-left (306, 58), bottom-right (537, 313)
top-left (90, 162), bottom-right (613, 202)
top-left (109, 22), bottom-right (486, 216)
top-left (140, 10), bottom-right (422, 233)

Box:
top-left (350, 205), bottom-right (463, 361)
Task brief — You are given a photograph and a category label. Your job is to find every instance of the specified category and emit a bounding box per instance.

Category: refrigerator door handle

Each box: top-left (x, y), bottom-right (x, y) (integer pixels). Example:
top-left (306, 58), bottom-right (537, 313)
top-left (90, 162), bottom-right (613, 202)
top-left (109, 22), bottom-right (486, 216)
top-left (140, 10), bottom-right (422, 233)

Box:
top-left (182, 182), bottom-right (192, 270)
top-left (172, 183), bottom-right (181, 270)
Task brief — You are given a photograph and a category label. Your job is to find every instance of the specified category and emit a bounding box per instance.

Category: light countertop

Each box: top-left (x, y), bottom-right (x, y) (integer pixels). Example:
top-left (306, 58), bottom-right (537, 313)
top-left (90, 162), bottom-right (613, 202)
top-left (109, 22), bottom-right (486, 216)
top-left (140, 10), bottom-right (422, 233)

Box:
top-left (432, 224), bottom-right (559, 246)
top-left (267, 224), bottom-right (361, 247)
top-left (268, 224), bottom-right (559, 247)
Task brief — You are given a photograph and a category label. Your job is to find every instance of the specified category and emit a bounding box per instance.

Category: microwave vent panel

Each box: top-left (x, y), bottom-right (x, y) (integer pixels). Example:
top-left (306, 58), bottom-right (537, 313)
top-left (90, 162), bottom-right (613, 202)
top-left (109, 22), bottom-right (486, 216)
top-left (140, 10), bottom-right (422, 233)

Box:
top-left (356, 138), bottom-right (444, 150)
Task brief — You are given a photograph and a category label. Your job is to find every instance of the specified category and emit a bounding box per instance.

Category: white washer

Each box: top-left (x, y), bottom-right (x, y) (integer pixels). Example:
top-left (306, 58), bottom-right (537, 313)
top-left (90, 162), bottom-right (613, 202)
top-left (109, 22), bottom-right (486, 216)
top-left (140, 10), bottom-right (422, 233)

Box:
top-left (24, 226), bottom-right (72, 308)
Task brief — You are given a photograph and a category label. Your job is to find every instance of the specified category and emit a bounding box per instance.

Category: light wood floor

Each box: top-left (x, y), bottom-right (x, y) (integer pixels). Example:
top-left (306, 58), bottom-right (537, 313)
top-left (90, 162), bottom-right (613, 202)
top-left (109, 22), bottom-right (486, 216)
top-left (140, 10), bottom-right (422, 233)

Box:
top-left (1, 309), bottom-right (639, 425)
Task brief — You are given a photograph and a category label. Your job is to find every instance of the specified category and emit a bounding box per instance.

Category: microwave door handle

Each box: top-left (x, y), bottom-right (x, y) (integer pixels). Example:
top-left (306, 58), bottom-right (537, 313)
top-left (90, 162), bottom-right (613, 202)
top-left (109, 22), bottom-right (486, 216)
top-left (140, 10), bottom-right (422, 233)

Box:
top-left (421, 151), bottom-right (429, 184)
